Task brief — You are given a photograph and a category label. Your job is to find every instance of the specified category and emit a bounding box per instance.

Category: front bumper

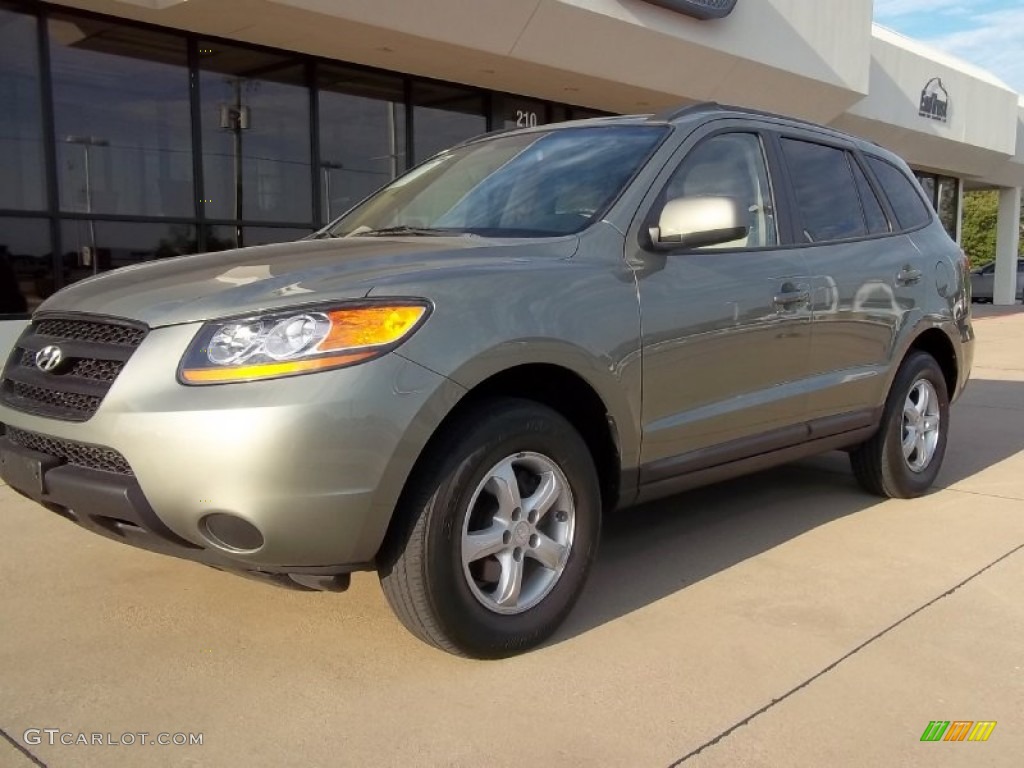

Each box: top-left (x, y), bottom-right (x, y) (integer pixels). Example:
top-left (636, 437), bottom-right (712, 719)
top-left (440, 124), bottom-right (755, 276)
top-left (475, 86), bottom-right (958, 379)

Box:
top-left (0, 322), bottom-right (464, 584)
top-left (0, 436), bottom-right (351, 589)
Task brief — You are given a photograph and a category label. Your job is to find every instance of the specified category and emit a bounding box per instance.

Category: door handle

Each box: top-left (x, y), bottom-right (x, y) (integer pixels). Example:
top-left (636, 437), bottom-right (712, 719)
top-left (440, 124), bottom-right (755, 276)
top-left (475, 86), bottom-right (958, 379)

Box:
top-left (773, 287), bottom-right (810, 307)
top-left (896, 266), bottom-right (923, 285)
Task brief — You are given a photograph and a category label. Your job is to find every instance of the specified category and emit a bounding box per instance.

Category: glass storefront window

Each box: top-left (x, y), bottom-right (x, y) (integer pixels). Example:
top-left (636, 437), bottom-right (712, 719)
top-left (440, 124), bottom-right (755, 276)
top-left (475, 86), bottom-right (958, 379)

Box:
top-left (243, 227), bottom-right (313, 246)
top-left (199, 42), bottom-right (312, 224)
top-left (200, 225), bottom-right (310, 251)
top-left (60, 220), bottom-right (196, 285)
top-left (549, 105), bottom-right (570, 124)
top-left (0, 218), bottom-right (52, 315)
top-left (0, 5), bottom-right (47, 211)
top-left (48, 15), bottom-right (193, 218)
top-left (412, 82), bottom-right (486, 164)
top-left (318, 66), bottom-right (406, 222)
top-left (916, 174), bottom-right (936, 208)
top-left (937, 176), bottom-right (959, 239)
top-left (1, 4), bottom-right (633, 291)
top-left (914, 171), bottom-right (961, 240)
top-left (201, 225), bottom-right (238, 253)
top-left (568, 107), bottom-right (611, 120)
top-left (501, 96), bottom-right (548, 130)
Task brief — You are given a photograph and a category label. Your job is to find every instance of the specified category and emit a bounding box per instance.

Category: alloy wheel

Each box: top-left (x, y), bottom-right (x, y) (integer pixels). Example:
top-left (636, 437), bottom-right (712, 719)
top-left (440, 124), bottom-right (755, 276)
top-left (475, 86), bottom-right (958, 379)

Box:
top-left (461, 452), bottom-right (576, 615)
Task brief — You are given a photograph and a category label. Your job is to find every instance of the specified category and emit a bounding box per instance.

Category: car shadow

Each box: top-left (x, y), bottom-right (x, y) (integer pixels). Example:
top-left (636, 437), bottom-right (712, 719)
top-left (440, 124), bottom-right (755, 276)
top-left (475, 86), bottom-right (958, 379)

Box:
top-left (554, 377), bottom-right (1024, 643)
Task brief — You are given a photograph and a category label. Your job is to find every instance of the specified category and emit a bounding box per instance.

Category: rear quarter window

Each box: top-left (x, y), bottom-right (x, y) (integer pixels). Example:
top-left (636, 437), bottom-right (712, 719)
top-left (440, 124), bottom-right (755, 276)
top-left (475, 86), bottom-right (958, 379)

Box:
top-left (866, 156), bottom-right (931, 231)
top-left (850, 158), bottom-right (890, 234)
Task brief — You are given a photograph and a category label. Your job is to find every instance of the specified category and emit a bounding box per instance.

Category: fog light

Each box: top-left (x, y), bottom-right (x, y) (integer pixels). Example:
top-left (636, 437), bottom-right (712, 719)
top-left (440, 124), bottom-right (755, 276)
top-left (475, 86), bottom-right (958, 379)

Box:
top-left (200, 513), bottom-right (264, 552)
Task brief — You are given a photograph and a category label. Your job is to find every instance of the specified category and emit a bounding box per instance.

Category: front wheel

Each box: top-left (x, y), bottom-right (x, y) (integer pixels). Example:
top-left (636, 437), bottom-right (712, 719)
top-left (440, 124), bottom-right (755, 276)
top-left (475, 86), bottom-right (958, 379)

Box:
top-left (850, 351), bottom-right (949, 498)
top-left (378, 398), bottom-right (601, 658)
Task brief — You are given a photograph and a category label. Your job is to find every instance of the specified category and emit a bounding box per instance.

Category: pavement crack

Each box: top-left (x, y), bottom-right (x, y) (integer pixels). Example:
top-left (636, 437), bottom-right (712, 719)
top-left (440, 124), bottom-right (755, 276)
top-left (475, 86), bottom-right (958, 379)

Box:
top-left (944, 487), bottom-right (1024, 503)
top-left (666, 542), bottom-right (1024, 767)
top-left (0, 727), bottom-right (48, 768)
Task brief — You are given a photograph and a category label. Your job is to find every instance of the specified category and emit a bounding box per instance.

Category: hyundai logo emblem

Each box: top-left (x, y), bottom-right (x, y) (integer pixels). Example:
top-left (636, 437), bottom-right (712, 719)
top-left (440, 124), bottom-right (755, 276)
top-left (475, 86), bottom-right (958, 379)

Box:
top-left (35, 345), bottom-right (64, 373)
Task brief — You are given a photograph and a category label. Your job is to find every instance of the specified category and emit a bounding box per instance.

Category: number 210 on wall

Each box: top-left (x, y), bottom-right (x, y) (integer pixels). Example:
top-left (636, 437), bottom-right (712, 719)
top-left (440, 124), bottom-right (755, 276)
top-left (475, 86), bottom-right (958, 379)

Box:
top-left (516, 110), bottom-right (539, 128)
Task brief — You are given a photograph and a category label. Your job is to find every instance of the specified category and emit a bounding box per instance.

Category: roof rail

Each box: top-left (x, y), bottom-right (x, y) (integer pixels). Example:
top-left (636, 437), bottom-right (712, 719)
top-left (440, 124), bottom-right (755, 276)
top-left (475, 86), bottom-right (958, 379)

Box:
top-left (648, 102), bottom-right (722, 123)
top-left (648, 101), bottom-right (880, 146)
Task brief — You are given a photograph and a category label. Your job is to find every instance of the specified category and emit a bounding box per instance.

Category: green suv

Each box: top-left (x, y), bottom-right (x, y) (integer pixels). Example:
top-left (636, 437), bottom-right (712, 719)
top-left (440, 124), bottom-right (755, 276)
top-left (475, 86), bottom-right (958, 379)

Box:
top-left (0, 104), bottom-right (973, 657)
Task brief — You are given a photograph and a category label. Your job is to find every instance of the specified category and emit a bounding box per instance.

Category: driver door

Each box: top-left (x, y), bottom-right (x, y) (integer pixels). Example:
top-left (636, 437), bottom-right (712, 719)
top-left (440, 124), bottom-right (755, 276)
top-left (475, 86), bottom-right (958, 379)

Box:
top-left (630, 128), bottom-right (813, 483)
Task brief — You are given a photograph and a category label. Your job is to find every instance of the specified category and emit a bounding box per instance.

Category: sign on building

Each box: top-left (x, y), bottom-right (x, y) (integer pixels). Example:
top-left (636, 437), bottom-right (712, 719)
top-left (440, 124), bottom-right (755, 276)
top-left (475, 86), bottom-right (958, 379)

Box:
top-left (919, 77), bottom-right (950, 123)
top-left (642, 0), bottom-right (738, 21)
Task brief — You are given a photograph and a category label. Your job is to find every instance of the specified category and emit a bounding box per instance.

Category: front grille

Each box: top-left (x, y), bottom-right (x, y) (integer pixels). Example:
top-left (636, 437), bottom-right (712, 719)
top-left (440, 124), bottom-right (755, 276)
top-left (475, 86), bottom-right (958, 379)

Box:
top-left (18, 350), bottom-right (124, 383)
top-left (5, 426), bottom-right (134, 476)
top-left (0, 315), bottom-right (148, 422)
top-left (11, 382), bottom-right (102, 414)
top-left (70, 358), bottom-right (125, 382)
top-left (34, 318), bottom-right (146, 347)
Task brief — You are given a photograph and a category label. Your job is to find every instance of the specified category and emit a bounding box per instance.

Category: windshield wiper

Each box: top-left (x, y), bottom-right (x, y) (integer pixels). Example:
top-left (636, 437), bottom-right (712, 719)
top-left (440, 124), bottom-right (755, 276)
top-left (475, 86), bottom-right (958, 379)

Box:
top-left (348, 225), bottom-right (461, 238)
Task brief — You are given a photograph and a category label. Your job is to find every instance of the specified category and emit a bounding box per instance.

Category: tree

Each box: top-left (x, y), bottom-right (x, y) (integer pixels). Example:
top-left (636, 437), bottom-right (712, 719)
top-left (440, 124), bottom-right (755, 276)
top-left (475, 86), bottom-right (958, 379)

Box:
top-left (960, 189), bottom-right (1024, 268)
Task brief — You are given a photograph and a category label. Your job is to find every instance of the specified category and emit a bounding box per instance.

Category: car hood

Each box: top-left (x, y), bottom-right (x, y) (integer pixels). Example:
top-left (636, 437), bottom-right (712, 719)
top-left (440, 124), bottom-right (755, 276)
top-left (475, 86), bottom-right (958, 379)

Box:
top-left (37, 235), bottom-right (578, 327)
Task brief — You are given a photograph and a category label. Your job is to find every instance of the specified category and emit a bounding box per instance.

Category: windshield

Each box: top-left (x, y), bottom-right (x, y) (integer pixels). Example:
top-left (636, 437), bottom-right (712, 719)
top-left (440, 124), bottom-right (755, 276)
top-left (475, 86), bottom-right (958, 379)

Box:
top-left (325, 125), bottom-right (666, 238)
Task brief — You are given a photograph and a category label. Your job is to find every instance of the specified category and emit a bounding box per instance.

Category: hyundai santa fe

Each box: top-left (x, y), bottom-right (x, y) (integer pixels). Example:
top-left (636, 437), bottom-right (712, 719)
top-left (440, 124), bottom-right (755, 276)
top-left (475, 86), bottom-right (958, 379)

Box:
top-left (0, 104), bottom-right (973, 657)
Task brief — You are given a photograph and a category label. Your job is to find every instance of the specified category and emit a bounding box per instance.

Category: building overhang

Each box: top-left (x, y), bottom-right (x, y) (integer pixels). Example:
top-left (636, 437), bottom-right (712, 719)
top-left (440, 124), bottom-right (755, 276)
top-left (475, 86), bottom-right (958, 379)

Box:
top-left (74, 0), bottom-right (873, 122)
top-left (832, 26), bottom-right (1024, 187)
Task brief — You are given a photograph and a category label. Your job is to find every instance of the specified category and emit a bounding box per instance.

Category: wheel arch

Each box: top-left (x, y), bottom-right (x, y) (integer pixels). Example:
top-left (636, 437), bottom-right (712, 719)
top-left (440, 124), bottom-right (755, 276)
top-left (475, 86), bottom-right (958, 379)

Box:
top-left (375, 360), bottom-right (630, 563)
top-left (906, 326), bottom-right (958, 399)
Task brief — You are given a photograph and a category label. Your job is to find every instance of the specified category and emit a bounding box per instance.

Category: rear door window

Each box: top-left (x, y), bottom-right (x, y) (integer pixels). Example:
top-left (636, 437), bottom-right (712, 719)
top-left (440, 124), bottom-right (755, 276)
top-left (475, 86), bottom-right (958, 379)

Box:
top-left (866, 157), bottom-right (931, 231)
top-left (781, 139), bottom-right (867, 243)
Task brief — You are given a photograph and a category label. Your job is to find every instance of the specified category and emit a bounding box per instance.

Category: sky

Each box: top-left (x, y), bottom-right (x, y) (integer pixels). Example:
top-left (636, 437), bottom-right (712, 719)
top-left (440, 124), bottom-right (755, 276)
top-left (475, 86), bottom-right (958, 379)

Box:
top-left (873, 0), bottom-right (1024, 94)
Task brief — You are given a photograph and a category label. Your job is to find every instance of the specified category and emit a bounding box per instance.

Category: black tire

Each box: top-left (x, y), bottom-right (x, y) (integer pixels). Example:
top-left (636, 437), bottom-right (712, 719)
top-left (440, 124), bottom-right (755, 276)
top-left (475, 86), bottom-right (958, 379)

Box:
top-left (850, 351), bottom-right (949, 498)
top-left (378, 397), bottom-right (601, 658)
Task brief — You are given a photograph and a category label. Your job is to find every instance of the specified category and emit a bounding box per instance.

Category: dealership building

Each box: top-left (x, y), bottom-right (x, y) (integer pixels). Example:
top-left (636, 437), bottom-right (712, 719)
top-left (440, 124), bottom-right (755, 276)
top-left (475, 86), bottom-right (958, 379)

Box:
top-left (1, 0), bottom-right (1023, 317)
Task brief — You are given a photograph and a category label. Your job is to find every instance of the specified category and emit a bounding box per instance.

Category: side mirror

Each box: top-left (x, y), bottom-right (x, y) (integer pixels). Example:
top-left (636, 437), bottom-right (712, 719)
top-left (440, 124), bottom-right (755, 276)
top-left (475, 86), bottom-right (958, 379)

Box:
top-left (649, 196), bottom-right (748, 251)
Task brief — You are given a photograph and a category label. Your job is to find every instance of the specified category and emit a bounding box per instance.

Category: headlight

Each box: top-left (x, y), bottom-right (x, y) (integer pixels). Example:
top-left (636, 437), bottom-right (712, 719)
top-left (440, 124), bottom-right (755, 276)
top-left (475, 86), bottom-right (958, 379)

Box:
top-left (179, 301), bottom-right (430, 384)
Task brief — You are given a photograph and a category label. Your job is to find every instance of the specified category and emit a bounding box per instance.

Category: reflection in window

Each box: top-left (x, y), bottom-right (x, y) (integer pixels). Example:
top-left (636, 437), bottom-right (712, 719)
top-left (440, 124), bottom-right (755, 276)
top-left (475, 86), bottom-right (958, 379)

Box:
top-left (0, 218), bottom-right (52, 314)
top-left (318, 66), bottom-right (405, 222)
top-left (0, 6), bottom-right (46, 211)
top-left (199, 43), bottom-right (312, 223)
top-left (331, 126), bottom-right (664, 237)
top-left (48, 15), bottom-right (193, 218)
top-left (60, 220), bottom-right (196, 285)
top-left (412, 82), bottom-right (486, 164)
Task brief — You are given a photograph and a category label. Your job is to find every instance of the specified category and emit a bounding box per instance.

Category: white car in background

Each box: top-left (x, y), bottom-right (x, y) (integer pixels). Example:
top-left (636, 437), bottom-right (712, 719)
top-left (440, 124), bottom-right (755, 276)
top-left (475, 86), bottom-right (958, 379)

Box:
top-left (970, 259), bottom-right (1024, 302)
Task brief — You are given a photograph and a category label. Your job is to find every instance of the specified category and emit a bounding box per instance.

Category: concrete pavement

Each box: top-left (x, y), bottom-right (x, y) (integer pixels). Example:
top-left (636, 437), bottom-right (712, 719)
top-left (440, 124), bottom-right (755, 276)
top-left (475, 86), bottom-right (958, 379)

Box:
top-left (1, 308), bottom-right (1022, 767)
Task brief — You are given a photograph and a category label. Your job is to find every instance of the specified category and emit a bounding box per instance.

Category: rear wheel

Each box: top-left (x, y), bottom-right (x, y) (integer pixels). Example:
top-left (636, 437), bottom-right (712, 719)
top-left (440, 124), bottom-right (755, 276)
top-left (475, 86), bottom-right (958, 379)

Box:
top-left (850, 351), bottom-right (949, 498)
top-left (378, 398), bottom-right (601, 658)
